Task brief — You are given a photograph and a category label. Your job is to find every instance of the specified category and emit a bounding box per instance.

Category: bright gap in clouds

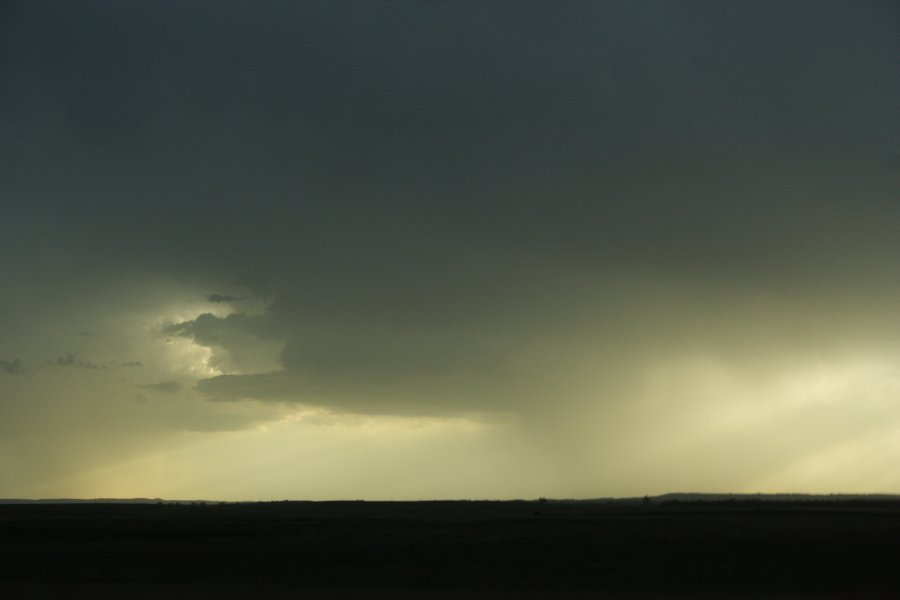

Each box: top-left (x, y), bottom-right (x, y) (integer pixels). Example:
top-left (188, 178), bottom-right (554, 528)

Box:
top-left (51, 410), bottom-right (518, 501)
top-left (143, 292), bottom-right (280, 380)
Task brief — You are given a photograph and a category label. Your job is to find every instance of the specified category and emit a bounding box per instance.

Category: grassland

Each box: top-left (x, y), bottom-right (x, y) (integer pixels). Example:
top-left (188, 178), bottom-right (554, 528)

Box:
top-left (2, 499), bottom-right (900, 598)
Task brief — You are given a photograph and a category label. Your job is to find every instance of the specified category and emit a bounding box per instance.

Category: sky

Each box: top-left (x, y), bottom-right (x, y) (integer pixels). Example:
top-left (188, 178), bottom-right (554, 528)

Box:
top-left (1, 0), bottom-right (898, 500)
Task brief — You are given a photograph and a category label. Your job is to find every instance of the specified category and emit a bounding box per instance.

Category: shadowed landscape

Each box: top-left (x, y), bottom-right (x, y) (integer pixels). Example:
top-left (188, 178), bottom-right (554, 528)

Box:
top-left (4, 497), bottom-right (900, 598)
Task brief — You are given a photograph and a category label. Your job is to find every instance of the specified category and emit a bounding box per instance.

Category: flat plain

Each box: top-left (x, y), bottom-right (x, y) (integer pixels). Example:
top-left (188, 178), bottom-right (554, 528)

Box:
top-left (2, 499), bottom-right (900, 598)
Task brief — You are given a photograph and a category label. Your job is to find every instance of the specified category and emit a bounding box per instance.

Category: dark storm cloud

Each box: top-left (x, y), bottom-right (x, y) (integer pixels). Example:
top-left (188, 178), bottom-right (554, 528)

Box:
top-left (138, 380), bottom-right (183, 394)
top-left (3, 0), bottom-right (896, 290)
top-left (170, 306), bottom-right (512, 412)
top-left (0, 359), bottom-right (25, 376)
top-left (161, 309), bottom-right (286, 375)
top-left (165, 313), bottom-right (276, 346)
top-left (2, 1), bottom-right (898, 421)
top-left (191, 312), bottom-right (513, 414)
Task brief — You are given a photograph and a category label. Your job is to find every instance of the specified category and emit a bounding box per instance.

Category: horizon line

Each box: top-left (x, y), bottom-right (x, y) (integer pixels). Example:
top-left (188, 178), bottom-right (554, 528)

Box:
top-left (4, 492), bottom-right (900, 504)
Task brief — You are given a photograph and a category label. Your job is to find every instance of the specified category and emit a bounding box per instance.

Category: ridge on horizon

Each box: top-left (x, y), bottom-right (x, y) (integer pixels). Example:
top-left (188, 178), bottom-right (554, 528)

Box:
top-left (3, 492), bottom-right (900, 505)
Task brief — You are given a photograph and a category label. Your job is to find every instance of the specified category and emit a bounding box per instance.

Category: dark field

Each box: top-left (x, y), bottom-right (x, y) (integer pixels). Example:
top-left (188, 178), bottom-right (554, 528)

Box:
top-left (3, 500), bottom-right (900, 598)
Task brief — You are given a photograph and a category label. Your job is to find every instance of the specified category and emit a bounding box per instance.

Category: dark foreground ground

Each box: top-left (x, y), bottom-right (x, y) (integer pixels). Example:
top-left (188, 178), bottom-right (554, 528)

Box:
top-left (3, 499), bottom-right (900, 598)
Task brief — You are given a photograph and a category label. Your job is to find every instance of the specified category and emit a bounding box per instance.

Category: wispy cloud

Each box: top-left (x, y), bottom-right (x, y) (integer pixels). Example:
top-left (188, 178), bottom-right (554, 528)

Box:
top-left (51, 353), bottom-right (103, 369)
top-left (138, 380), bottom-right (183, 394)
top-left (0, 358), bottom-right (24, 375)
